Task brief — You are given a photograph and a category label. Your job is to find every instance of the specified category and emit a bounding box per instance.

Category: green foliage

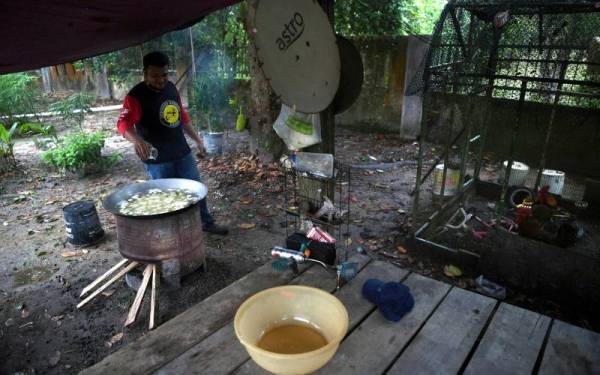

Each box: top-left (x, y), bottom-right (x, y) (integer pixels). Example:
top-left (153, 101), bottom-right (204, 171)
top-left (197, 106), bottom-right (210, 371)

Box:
top-left (41, 132), bottom-right (121, 174)
top-left (80, 4), bottom-right (250, 85)
top-left (18, 122), bottom-right (57, 139)
top-left (335, 0), bottom-right (445, 37)
top-left (0, 73), bottom-right (43, 124)
top-left (0, 122), bottom-right (20, 171)
top-left (18, 122), bottom-right (59, 150)
top-left (49, 93), bottom-right (94, 130)
top-left (189, 70), bottom-right (231, 133)
top-left (82, 47), bottom-right (143, 87)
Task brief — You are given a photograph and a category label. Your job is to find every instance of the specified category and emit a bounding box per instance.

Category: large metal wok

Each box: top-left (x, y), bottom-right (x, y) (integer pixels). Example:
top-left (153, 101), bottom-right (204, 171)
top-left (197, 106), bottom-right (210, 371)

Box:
top-left (103, 178), bottom-right (208, 262)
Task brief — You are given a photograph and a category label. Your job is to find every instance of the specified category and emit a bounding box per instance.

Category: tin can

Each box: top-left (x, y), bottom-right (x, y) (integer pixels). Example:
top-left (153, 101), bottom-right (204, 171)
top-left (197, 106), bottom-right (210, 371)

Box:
top-left (307, 227), bottom-right (336, 244)
top-left (148, 147), bottom-right (158, 160)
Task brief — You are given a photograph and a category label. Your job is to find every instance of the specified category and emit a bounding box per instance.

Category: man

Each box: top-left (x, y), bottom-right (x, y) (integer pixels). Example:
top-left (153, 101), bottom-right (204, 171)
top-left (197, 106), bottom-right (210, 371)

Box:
top-left (117, 51), bottom-right (228, 235)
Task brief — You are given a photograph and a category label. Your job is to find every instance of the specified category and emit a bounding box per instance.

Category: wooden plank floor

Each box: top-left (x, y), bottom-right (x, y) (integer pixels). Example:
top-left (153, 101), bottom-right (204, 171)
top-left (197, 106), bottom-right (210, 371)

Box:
top-left (82, 257), bottom-right (600, 375)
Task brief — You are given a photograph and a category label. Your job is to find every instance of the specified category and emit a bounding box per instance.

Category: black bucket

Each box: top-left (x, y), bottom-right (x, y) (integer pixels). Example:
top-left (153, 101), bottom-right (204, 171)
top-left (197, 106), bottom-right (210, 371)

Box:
top-left (63, 200), bottom-right (105, 246)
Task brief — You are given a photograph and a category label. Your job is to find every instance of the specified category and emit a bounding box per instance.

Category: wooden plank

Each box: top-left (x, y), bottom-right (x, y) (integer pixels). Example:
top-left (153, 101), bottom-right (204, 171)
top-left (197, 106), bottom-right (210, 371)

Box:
top-left (77, 261), bottom-right (139, 309)
top-left (230, 261), bottom-right (409, 375)
top-left (290, 254), bottom-right (372, 293)
top-left (149, 265), bottom-right (160, 330)
top-left (463, 303), bottom-right (551, 375)
top-left (80, 258), bottom-right (129, 297)
top-left (80, 262), bottom-right (313, 375)
top-left (154, 255), bottom-right (373, 375)
top-left (388, 287), bottom-right (496, 375)
top-left (125, 264), bottom-right (153, 327)
top-left (154, 324), bottom-right (247, 375)
top-left (538, 320), bottom-right (600, 375)
top-left (314, 273), bottom-right (450, 375)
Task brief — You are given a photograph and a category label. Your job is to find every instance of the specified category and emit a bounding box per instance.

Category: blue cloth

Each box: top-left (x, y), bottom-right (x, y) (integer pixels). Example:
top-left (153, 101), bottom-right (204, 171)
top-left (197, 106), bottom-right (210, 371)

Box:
top-left (362, 279), bottom-right (415, 322)
top-left (144, 152), bottom-right (214, 226)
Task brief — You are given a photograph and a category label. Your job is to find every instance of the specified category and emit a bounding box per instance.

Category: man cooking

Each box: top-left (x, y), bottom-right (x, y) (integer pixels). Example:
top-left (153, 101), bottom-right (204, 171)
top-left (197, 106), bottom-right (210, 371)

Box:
top-left (117, 51), bottom-right (228, 236)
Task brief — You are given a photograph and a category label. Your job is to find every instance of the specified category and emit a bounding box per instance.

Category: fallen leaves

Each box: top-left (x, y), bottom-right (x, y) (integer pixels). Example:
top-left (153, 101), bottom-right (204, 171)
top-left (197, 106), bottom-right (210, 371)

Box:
top-left (234, 155), bottom-right (261, 174)
top-left (397, 245), bottom-right (407, 254)
top-left (444, 264), bottom-right (463, 278)
top-left (240, 197), bottom-right (253, 205)
top-left (105, 332), bottom-right (124, 348)
top-left (101, 290), bottom-right (115, 297)
top-left (238, 223), bottom-right (255, 230)
top-left (61, 250), bottom-right (87, 258)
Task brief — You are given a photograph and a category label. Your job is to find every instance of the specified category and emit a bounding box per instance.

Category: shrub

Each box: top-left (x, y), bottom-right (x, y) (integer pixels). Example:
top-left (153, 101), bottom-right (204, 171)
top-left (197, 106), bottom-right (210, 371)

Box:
top-left (41, 131), bottom-right (121, 175)
top-left (49, 93), bottom-right (95, 130)
top-left (189, 71), bottom-right (231, 133)
top-left (0, 122), bottom-right (20, 172)
top-left (0, 73), bottom-right (43, 125)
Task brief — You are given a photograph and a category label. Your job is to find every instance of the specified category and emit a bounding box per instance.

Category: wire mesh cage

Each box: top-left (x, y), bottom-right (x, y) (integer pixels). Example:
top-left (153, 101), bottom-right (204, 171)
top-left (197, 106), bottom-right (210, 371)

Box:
top-left (410, 0), bottom-right (600, 248)
top-left (283, 160), bottom-right (352, 260)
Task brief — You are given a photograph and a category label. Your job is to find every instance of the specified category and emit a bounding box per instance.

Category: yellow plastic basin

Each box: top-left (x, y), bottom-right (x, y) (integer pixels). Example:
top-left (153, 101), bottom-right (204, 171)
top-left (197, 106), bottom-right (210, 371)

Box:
top-left (234, 285), bottom-right (349, 375)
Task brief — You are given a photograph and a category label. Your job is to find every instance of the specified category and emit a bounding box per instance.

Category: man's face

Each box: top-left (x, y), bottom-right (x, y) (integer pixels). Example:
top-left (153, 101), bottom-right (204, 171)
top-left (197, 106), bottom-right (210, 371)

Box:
top-left (144, 65), bottom-right (169, 91)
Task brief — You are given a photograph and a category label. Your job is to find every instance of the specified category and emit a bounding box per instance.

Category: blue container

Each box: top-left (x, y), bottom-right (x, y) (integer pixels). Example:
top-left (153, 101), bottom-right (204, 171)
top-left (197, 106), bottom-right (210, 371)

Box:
top-left (63, 200), bottom-right (104, 246)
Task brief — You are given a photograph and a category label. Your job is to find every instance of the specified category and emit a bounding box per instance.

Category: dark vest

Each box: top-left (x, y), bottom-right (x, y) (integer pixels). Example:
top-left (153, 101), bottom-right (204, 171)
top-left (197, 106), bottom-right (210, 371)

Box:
top-left (128, 81), bottom-right (190, 163)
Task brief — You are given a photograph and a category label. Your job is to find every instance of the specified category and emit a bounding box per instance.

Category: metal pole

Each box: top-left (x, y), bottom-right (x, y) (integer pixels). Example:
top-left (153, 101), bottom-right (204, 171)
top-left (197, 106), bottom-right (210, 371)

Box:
top-left (500, 79), bottom-right (528, 217)
top-left (474, 29), bottom-right (501, 181)
top-left (458, 101), bottom-right (475, 193)
top-left (440, 106), bottom-right (454, 200)
top-left (189, 27), bottom-right (197, 78)
top-left (534, 63), bottom-right (567, 191)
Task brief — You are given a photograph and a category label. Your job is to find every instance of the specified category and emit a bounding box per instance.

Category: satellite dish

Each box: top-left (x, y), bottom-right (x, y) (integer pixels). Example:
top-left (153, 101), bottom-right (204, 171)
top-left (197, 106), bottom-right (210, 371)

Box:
top-left (253, 0), bottom-right (340, 113)
top-left (332, 35), bottom-right (364, 114)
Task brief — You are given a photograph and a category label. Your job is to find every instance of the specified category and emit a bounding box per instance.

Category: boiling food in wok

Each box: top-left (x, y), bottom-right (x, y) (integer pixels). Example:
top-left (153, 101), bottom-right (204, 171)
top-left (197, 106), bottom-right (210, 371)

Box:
top-left (117, 188), bottom-right (199, 216)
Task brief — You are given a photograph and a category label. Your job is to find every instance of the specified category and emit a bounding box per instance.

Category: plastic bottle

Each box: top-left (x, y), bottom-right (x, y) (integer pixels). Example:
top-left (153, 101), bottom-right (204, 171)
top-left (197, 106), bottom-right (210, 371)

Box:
top-left (290, 152), bottom-right (334, 178)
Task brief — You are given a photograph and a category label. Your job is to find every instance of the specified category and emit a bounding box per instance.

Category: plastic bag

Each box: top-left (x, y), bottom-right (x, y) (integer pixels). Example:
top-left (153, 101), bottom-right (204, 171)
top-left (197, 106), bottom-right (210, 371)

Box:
top-left (273, 104), bottom-right (321, 151)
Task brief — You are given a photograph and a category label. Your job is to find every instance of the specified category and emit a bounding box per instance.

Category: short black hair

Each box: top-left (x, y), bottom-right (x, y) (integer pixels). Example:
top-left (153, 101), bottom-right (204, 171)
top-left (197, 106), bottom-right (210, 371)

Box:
top-left (143, 51), bottom-right (170, 70)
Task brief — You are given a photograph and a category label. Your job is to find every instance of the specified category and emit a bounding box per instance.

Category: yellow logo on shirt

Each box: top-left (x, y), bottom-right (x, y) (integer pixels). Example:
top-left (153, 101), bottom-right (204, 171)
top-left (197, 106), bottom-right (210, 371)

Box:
top-left (160, 100), bottom-right (181, 127)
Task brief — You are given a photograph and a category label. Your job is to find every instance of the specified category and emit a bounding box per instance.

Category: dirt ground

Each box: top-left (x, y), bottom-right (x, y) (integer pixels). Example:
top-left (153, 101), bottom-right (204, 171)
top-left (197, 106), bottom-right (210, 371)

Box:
top-left (0, 110), bottom-right (598, 374)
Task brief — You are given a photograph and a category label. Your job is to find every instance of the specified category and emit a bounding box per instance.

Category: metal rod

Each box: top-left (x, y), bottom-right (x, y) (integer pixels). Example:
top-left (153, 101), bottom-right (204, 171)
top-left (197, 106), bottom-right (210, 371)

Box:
top-left (499, 80), bottom-right (528, 218)
top-left (474, 29), bottom-right (501, 181)
top-left (459, 102), bottom-right (475, 194)
top-left (454, 73), bottom-right (600, 88)
top-left (535, 62), bottom-right (568, 191)
top-left (450, 7), bottom-right (468, 60)
top-left (440, 106), bottom-right (455, 199)
top-left (415, 236), bottom-right (458, 254)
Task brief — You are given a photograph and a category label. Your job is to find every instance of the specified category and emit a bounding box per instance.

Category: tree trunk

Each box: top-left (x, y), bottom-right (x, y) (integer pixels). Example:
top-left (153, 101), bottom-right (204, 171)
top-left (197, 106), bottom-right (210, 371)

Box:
top-left (243, 0), bottom-right (285, 162)
top-left (95, 65), bottom-right (112, 99)
top-left (40, 68), bottom-right (53, 93)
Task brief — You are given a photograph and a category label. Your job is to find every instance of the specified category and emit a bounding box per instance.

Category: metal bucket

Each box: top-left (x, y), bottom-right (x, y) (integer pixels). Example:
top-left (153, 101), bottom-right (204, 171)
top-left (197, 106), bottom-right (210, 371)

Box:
top-left (501, 161), bottom-right (530, 186)
top-left (204, 132), bottom-right (224, 155)
top-left (103, 178), bottom-right (208, 262)
top-left (63, 200), bottom-right (104, 246)
top-left (433, 164), bottom-right (460, 196)
top-left (113, 204), bottom-right (204, 262)
top-left (540, 169), bottom-right (565, 195)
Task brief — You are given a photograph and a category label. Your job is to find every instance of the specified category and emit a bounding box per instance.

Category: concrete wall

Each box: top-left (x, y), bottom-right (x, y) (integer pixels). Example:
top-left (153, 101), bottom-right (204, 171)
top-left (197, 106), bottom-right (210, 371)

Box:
top-left (428, 93), bottom-right (600, 178)
top-left (335, 36), bottom-right (429, 137)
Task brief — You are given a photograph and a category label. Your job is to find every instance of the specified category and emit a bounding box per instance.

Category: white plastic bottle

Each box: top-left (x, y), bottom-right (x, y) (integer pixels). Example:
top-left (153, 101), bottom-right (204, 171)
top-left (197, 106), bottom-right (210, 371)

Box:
top-left (290, 152), bottom-right (334, 178)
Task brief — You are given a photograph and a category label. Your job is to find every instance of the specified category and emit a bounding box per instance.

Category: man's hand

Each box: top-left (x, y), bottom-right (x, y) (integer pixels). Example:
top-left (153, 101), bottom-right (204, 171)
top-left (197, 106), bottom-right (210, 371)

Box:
top-left (134, 139), bottom-right (153, 161)
top-left (195, 141), bottom-right (206, 159)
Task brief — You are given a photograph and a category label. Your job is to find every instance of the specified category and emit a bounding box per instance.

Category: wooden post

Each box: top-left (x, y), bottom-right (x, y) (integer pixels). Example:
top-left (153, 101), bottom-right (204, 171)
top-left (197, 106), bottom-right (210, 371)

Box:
top-left (125, 264), bottom-right (153, 327)
top-left (149, 264), bottom-right (161, 330)
top-left (303, 0), bottom-right (336, 200)
top-left (77, 262), bottom-right (139, 309)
